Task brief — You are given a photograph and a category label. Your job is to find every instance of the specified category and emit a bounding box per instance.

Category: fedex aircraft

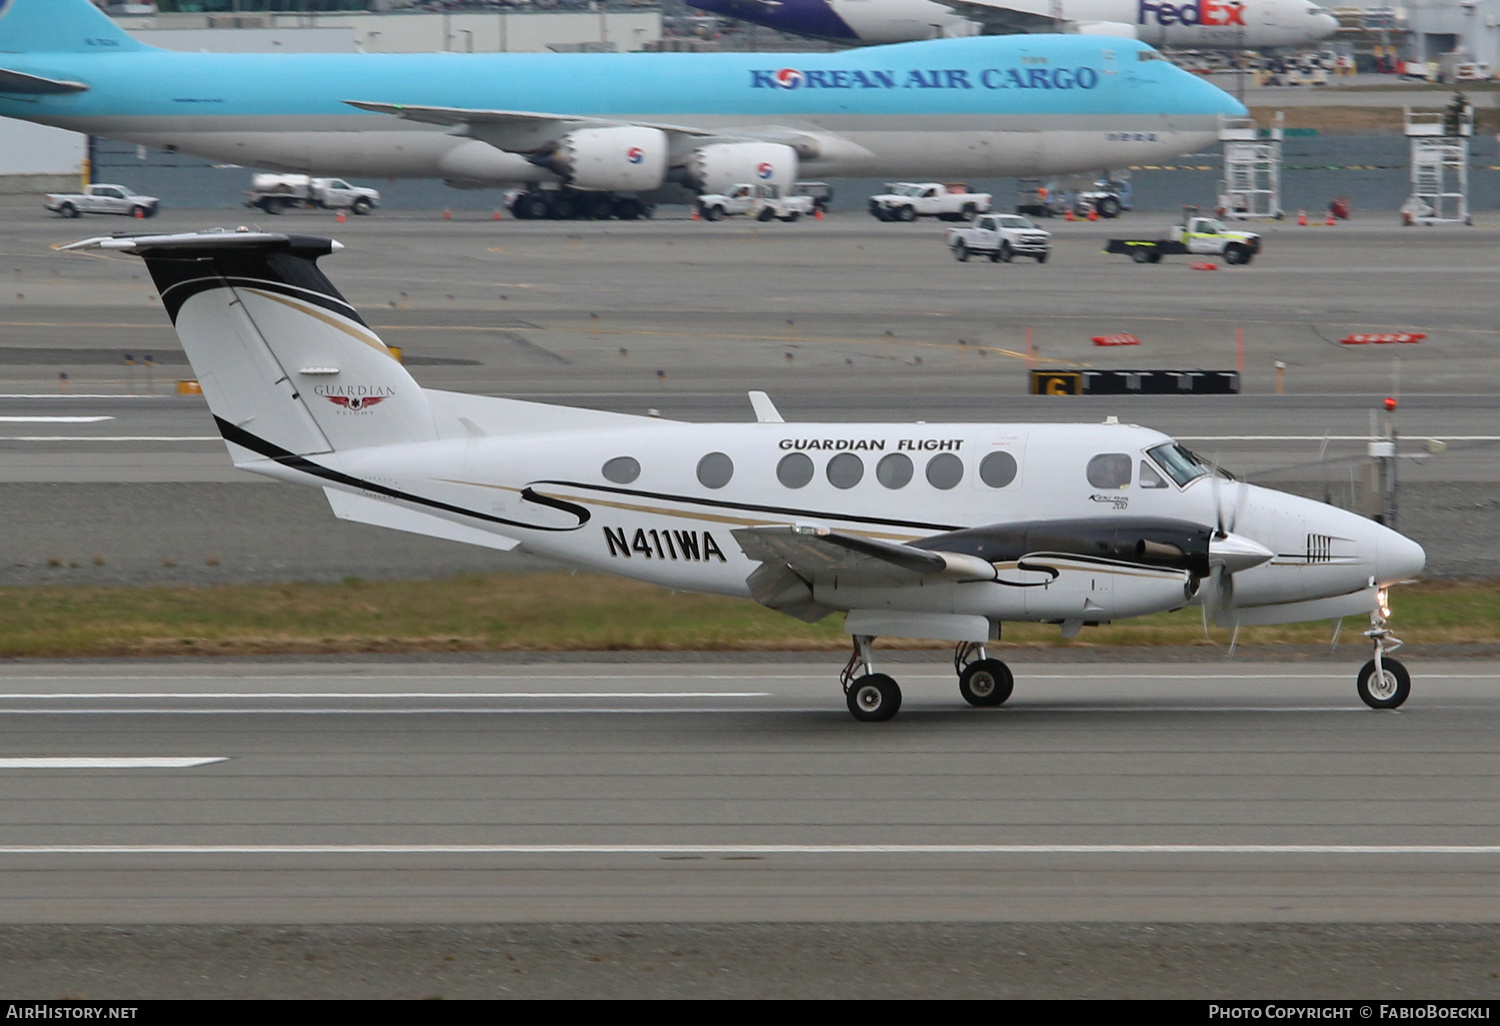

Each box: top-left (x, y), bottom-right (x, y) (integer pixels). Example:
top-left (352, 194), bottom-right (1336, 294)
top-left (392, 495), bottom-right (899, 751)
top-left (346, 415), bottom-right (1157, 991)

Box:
top-left (64, 228), bottom-right (1426, 722)
top-left (689, 0), bottom-right (1340, 48)
top-left (0, 0), bottom-right (1245, 219)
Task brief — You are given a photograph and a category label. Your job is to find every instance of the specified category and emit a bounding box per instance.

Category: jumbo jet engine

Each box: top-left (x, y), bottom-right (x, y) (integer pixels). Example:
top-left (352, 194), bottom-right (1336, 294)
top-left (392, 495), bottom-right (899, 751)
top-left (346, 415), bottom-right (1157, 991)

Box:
top-left (688, 142), bottom-right (799, 195)
top-left (550, 126), bottom-right (669, 191)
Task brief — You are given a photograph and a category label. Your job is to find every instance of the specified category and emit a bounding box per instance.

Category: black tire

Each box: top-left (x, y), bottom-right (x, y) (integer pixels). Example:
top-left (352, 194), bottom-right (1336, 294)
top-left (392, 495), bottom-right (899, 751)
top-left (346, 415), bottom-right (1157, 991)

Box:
top-left (58, 203), bottom-right (78, 219)
top-left (847, 673), bottom-right (902, 722)
top-left (1223, 244), bottom-right (1247, 265)
top-left (550, 197), bottom-right (575, 220)
top-left (1357, 657), bottom-right (1410, 710)
top-left (1097, 196), bottom-right (1121, 219)
top-left (756, 206), bottom-right (775, 222)
top-left (960, 203), bottom-right (976, 221)
top-left (952, 241), bottom-right (969, 262)
top-left (1035, 251), bottom-right (1049, 264)
top-left (988, 249), bottom-right (1002, 262)
top-left (259, 198), bottom-right (282, 215)
top-left (351, 197), bottom-right (372, 216)
top-left (701, 204), bottom-right (723, 222)
top-left (998, 241), bottom-right (1013, 263)
top-left (588, 195), bottom-right (614, 220)
top-left (781, 211), bottom-right (800, 222)
top-left (1132, 248), bottom-right (1153, 264)
top-left (959, 659), bottom-right (1014, 707)
top-left (613, 198), bottom-right (644, 220)
top-left (523, 195), bottom-right (549, 220)
top-left (897, 205), bottom-right (917, 223)
top-left (1147, 252), bottom-right (1162, 264)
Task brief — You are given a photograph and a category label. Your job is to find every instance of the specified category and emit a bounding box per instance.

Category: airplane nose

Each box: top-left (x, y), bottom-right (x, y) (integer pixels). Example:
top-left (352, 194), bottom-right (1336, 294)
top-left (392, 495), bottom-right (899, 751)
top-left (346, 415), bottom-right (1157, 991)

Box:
top-left (1377, 529), bottom-right (1426, 585)
top-left (1317, 14), bottom-right (1340, 38)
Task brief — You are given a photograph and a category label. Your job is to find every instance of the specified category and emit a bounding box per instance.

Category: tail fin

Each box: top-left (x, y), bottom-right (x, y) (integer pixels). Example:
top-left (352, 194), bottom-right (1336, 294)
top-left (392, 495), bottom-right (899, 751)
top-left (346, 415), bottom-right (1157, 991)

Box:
top-left (0, 0), bottom-right (150, 54)
top-left (64, 230), bottom-right (436, 460)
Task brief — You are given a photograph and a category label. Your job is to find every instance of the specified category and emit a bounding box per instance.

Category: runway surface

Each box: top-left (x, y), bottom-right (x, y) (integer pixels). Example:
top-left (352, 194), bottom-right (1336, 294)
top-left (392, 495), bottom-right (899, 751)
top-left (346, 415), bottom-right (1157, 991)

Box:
top-left (2, 657), bottom-right (1499, 925)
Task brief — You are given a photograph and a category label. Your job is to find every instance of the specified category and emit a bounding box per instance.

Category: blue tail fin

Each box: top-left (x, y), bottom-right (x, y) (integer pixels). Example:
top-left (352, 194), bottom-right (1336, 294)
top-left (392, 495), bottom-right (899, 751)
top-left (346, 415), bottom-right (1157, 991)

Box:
top-left (0, 0), bottom-right (148, 54)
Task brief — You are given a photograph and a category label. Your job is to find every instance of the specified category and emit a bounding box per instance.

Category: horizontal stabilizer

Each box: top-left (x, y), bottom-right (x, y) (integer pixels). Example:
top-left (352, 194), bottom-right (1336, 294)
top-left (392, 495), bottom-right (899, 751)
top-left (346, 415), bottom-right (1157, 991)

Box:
top-left (324, 488), bottom-right (520, 552)
top-left (0, 68), bottom-right (89, 95)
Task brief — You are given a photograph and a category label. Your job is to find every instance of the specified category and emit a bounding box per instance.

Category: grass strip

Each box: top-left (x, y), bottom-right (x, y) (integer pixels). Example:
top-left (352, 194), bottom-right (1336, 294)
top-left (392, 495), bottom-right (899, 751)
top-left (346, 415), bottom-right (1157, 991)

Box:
top-left (0, 574), bottom-right (1495, 659)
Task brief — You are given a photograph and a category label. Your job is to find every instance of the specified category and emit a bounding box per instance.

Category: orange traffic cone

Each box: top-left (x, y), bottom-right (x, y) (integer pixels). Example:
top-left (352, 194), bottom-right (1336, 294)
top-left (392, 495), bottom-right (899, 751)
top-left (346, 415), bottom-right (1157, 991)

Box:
top-left (493, 209), bottom-right (503, 221)
top-left (1325, 209), bottom-right (1335, 226)
top-left (1064, 207), bottom-right (1075, 222)
top-left (442, 209), bottom-right (452, 221)
top-left (1297, 209), bottom-right (1307, 226)
top-left (814, 207), bottom-right (824, 220)
top-left (691, 206), bottom-right (700, 221)
top-left (133, 207), bottom-right (144, 219)
top-left (1087, 206), bottom-right (1098, 222)
top-left (336, 210), bottom-right (346, 223)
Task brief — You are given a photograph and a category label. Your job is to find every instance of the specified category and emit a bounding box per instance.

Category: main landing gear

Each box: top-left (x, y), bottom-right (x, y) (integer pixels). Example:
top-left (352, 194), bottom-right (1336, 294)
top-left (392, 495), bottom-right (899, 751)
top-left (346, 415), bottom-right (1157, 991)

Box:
top-left (509, 188), bottom-right (649, 221)
top-left (839, 635), bottom-right (1015, 722)
top-left (1357, 595), bottom-right (1410, 710)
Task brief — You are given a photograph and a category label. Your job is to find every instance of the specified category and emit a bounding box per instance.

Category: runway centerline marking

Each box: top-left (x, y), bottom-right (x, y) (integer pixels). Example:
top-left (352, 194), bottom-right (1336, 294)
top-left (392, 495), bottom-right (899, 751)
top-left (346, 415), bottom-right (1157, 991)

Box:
top-left (0, 843), bottom-right (1495, 856)
top-left (0, 757), bottom-right (225, 769)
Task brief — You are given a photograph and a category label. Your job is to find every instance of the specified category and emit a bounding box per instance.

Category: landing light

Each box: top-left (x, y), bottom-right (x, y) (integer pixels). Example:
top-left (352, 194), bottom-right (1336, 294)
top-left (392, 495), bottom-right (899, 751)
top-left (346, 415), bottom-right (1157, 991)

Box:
top-left (1377, 587), bottom-right (1391, 619)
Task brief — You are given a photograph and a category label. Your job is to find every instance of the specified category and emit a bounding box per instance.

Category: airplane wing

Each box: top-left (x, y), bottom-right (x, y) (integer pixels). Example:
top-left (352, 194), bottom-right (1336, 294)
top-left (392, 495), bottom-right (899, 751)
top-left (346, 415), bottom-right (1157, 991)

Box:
top-left (0, 67), bottom-right (90, 95)
top-left (344, 101), bottom-right (720, 150)
top-left (732, 525), bottom-right (995, 622)
top-left (343, 101), bottom-right (866, 163)
top-left (929, 0), bottom-right (1057, 34)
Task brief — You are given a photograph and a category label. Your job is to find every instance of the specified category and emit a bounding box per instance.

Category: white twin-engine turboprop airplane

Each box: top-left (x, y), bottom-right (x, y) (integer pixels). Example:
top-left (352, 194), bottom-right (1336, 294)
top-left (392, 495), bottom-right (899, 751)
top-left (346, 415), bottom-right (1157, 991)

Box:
top-left (66, 229), bottom-right (1427, 722)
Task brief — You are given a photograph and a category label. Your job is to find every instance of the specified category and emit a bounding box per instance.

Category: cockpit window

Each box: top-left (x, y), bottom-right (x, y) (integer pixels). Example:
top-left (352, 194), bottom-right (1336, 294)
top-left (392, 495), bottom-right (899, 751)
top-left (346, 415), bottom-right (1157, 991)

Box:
top-left (1138, 50), bottom-right (1166, 61)
top-left (1140, 460), bottom-right (1168, 489)
top-left (1147, 443), bottom-right (1226, 487)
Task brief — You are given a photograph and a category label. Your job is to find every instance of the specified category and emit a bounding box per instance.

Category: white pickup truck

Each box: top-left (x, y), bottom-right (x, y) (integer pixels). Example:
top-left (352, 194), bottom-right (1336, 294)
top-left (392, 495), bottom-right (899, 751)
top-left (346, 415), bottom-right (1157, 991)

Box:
top-left (869, 182), bottom-right (991, 222)
top-left (946, 213), bottom-right (1052, 263)
top-left (697, 183), bottom-right (815, 222)
top-left (45, 184), bottom-right (159, 219)
top-left (245, 174), bottom-right (380, 215)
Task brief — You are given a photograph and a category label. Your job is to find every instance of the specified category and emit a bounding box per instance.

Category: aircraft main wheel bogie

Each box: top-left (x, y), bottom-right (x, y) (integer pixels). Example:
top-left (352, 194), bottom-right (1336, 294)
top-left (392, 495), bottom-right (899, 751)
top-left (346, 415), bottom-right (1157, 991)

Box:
top-left (1357, 657), bottom-right (1411, 710)
top-left (847, 673), bottom-right (902, 722)
top-left (959, 658), bottom-right (1014, 707)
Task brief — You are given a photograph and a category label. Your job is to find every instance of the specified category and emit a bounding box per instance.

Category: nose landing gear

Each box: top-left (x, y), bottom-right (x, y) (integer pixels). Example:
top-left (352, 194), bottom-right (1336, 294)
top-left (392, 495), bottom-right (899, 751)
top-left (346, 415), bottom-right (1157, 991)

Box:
top-left (1357, 594), bottom-right (1409, 709)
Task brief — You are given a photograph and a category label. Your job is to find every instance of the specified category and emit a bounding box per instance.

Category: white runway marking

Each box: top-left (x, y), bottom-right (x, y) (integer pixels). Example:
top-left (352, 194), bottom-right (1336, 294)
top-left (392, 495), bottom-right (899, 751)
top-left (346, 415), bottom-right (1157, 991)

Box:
top-left (0, 844), bottom-right (1494, 856)
top-left (0, 757), bottom-right (225, 769)
top-left (0, 691), bottom-right (771, 700)
top-left (0, 416), bottom-right (113, 423)
top-left (0, 435), bottom-right (218, 442)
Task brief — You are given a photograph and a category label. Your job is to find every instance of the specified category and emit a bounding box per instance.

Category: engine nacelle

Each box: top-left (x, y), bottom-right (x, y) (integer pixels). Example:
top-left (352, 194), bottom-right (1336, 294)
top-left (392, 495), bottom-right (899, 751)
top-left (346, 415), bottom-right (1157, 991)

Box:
top-left (688, 143), bottom-right (799, 195)
top-left (553, 126), bottom-right (668, 192)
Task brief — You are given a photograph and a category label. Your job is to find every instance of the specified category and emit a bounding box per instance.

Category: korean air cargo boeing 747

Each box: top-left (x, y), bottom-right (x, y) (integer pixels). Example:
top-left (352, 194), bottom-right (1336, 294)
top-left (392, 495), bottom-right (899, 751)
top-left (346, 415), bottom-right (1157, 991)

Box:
top-left (0, 0), bottom-right (1244, 215)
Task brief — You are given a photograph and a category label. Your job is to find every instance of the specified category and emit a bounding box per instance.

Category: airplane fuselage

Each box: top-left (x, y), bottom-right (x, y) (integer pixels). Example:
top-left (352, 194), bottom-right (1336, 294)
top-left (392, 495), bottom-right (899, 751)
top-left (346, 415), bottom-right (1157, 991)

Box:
top-left (0, 37), bottom-right (1241, 181)
top-left (691, 0), bottom-right (1339, 49)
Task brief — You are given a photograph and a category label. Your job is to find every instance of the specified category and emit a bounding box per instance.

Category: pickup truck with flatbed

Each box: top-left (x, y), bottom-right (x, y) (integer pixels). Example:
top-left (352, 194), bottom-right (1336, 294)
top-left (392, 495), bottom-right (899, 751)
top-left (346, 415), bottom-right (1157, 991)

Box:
top-left (697, 183), bottom-right (815, 222)
top-left (1105, 216), bottom-right (1261, 265)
